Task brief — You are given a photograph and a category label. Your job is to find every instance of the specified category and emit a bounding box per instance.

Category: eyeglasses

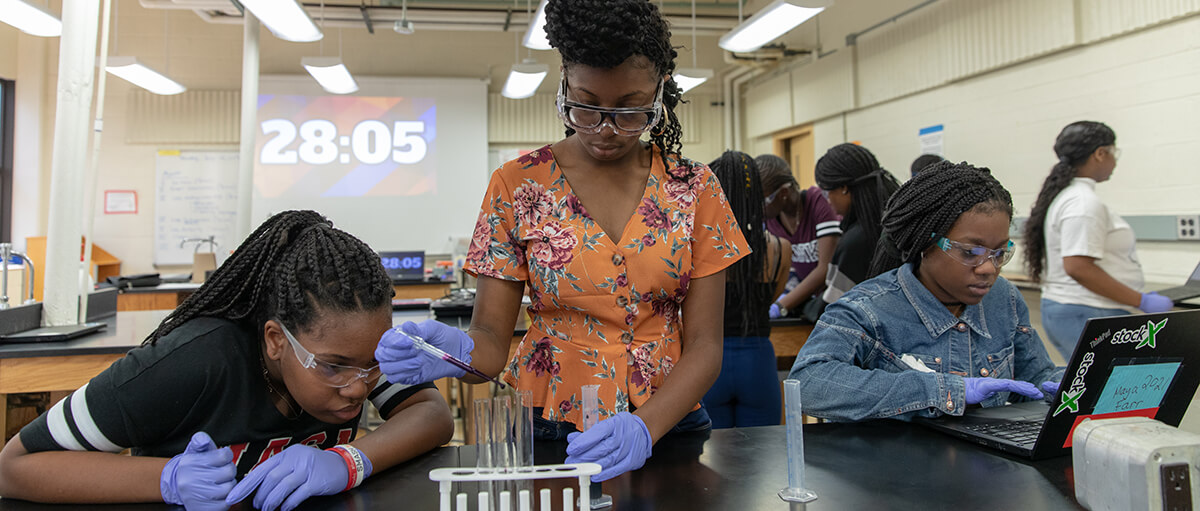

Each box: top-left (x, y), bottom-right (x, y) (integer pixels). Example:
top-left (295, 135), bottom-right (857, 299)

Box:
top-left (278, 320), bottom-right (381, 388)
top-left (1106, 146), bottom-right (1121, 161)
top-left (764, 183), bottom-right (791, 206)
top-left (555, 76), bottom-right (664, 137)
top-left (935, 237), bottom-right (1015, 269)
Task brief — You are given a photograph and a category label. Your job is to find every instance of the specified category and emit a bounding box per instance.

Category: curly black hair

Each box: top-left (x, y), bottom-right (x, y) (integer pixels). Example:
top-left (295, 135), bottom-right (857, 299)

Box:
top-left (1022, 121), bottom-right (1116, 283)
top-left (144, 210), bottom-right (394, 345)
top-left (870, 161), bottom-right (1013, 277)
top-left (544, 0), bottom-right (683, 169)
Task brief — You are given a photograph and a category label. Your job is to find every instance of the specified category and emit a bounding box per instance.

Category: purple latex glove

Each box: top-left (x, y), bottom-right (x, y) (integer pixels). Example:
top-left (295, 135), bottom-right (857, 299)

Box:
top-left (161, 431), bottom-right (237, 511)
top-left (564, 412), bottom-right (653, 482)
top-left (964, 377), bottom-right (1043, 405)
top-left (376, 320), bottom-right (475, 385)
top-left (225, 444), bottom-right (371, 511)
top-left (1041, 381), bottom-right (1060, 395)
top-left (1139, 292), bottom-right (1173, 313)
top-left (769, 303), bottom-right (783, 319)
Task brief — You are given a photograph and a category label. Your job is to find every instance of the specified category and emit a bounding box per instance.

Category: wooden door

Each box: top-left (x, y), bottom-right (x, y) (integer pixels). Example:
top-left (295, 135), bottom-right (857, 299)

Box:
top-left (772, 125), bottom-right (816, 189)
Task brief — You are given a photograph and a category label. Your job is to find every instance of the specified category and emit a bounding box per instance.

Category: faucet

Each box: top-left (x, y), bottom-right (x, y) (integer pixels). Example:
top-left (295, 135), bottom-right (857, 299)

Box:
top-left (0, 243), bottom-right (37, 309)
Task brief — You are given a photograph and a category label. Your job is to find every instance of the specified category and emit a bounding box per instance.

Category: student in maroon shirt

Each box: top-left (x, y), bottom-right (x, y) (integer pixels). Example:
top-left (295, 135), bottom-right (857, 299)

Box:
top-left (757, 154), bottom-right (842, 320)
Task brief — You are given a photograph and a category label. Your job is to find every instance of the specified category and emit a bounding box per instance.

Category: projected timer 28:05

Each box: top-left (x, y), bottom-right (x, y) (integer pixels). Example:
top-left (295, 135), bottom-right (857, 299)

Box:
top-left (259, 119), bottom-right (428, 166)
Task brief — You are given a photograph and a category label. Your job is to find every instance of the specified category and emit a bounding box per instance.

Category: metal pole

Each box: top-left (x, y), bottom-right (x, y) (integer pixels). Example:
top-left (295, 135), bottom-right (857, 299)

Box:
top-left (43, 0), bottom-right (100, 326)
top-left (236, 12), bottom-right (260, 243)
top-left (80, 0), bottom-right (113, 323)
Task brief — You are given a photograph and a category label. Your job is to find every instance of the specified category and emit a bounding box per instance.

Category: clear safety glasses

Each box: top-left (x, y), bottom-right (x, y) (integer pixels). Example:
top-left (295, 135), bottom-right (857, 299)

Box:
top-left (555, 76), bottom-right (664, 137)
top-left (278, 321), bottom-right (381, 388)
top-left (936, 237), bottom-right (1016, 269)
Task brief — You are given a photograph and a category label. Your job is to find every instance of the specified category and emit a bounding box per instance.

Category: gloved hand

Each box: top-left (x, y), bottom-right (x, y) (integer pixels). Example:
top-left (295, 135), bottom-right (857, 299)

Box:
top-left (224, 444), bottom-right (371, 511)
top-left (769, 303), bottom-right (783, 319)
top-left (964, 377), bottom-right (1043, 405)
top-left (564, 412), bottom-right (653, 482)
top-left (1139, 291), bottom-right (1173, 313)
top-left (376, 320), bottom-right (475, 385)
top-left (160, 431), bottom-right (237, 511)
top-left (1040, 381), bottom-right (1060, 395)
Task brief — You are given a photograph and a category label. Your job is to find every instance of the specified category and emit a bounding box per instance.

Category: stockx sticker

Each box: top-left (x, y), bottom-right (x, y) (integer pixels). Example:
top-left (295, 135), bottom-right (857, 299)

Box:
top-left (1110, 318), bottom-right (1169, 350)
top-left (1054, 352), bottom-right (1094, 417)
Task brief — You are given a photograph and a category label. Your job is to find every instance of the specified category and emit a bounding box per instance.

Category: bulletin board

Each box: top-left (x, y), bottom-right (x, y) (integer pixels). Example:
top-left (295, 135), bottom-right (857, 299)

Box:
top-left (154, 150), bottom-right (240, 266)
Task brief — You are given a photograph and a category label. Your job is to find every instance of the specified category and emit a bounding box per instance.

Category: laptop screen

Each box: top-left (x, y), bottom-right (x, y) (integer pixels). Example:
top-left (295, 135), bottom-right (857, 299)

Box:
top-left (380, 251), bottom-right (425, 281)
top-left (1189, 261), bottom-right (1200, 284)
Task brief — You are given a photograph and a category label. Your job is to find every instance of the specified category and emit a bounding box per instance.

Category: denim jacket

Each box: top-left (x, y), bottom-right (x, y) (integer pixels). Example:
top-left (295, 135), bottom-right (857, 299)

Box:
top-left (787, 263), bottom-right (1063, 422)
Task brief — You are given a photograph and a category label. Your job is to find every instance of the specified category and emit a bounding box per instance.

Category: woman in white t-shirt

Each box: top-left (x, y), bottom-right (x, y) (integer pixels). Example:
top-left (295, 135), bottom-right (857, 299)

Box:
top-left (1022, 121), bottom-right (1173, 359)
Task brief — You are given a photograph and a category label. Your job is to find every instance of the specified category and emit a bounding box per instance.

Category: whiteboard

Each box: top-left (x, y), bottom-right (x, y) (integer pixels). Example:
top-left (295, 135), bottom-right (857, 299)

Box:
top-left (154, 150), bottom-right (240, 266)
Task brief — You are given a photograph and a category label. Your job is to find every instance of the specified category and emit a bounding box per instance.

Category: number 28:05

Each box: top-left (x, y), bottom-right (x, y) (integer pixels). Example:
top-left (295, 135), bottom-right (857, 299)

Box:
top-left (259, 119), bottom-right (428, 166)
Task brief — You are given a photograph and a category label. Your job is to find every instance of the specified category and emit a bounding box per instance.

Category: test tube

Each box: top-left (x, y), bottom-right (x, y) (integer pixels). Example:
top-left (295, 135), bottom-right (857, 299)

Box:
top-left (515, 390), bottom-right (534, 468)
top-left (778, 379), bottom-right (818, 503)
top-left (474, 398), bottom-right (496, 507)
top-left (493, 395), bottom-right (515, 510)
top-left (577, 385), bottom-right (612, 509)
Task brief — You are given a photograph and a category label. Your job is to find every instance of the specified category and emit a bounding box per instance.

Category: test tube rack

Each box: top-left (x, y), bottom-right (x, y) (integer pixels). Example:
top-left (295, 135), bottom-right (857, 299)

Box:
top-left (430, 463), bottom-right (602, 511)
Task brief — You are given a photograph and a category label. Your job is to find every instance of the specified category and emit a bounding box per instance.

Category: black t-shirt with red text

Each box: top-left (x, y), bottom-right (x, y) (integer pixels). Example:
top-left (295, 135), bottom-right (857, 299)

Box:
top-left (20, 317), bottom-right (431, 476)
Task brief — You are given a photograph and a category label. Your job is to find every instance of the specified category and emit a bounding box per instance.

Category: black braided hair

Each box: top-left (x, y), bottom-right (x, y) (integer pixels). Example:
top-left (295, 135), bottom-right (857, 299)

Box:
top-left (869, 161), bottom-right (1014, 277)
top-left (544, 0), bottom-right (682, 170)
top-left (1022, 121), bottom-right (1116, 283)
top-left (755, 154), bottom-right (798, 195)
top-left (144, 210), bottom-right (394, 345)
top-left (710, 151), bottom-right (767, 336)
top-left (910, 154), bottom-right (946, 177)
top-left (814, 143), bottom-right (901, 256)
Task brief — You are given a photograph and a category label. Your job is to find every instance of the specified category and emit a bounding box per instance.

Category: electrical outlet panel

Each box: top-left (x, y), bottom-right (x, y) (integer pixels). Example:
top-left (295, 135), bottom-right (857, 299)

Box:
top-left (1161, 463), bottom-right (1193, 511)
top-left (1178, 215), bottom-right (1200, 241)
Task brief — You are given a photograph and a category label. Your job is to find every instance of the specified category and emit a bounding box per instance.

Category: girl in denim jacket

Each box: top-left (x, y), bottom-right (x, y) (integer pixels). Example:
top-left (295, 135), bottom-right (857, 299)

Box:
top-left (788, 162), bottom-right (1063, 421)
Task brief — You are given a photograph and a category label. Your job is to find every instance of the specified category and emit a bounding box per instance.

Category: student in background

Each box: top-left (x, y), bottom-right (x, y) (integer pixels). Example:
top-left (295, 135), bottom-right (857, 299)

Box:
top-left (0, 211), bottom-right (452, 511)
top-left (702, 151), bottom-right (791, 428)
top-left (376, 0), bottom-right (746, 483)
top-left (1022, 121), bottom-right (1172, 359)
top-left (814, 143), bottom-right (901, 305)
top-left (910, 153), bottom-right (946, 178)
top-left (789, 162), bottom-right (1061, 422)
top-left (758, 154), bottom-right (841, 321)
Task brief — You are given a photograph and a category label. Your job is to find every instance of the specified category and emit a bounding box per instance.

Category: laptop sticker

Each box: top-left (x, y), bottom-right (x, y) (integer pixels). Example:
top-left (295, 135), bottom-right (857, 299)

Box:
top-left (1054, 352), bottom-right (1094, 417)
top-left (1091, 362), bottom-right (1181, 415)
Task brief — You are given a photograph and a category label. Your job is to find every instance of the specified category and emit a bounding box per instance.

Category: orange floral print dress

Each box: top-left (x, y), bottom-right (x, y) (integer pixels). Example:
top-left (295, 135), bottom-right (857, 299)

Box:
top-left (464, 145), bottom-right (747, 426)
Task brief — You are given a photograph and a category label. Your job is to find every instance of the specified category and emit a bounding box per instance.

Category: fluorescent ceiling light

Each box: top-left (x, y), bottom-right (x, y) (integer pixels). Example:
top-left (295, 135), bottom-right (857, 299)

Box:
top-left (105, 57), bottom-right (186, 95)
top-left (302, 57), bottom-right (358, 95)
top-left (239, 0), bottom-right (323, 42)
top-left (718, 0), bottom-right (829, 53)
top-left (0, 0), bottom-right (62, 37)
top-left (502, 59), bottom-right (548, 99)
top-left (522, 0), bottom-right (550, 50)
top-left (673, 68), bottom-right (713, 94)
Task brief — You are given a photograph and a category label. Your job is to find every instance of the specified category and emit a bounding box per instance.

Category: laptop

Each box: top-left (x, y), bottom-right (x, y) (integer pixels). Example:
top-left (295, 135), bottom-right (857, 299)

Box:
top-left (917, 309), bottom-right (1200, 459)
top-left (0, 322), bottom-right (107, 343)
top-left (1155, 260), bottom-right (1200, 303)
top-left (379, 251), bottom-right (426, 283)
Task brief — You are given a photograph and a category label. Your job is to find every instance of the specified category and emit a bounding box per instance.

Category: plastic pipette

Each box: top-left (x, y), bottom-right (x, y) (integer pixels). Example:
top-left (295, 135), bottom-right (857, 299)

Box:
top-left (398, 328), bottom-right (506, 388)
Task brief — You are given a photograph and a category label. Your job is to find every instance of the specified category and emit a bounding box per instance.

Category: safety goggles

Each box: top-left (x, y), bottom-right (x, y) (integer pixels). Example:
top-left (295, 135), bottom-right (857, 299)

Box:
top-left (764, 183), bottom-right (791, 207)
top-left (278, 321), bottom-right (381, 388)
top-left (935, 237), bottom-right (1015, 269)
top-left (555, 76), bottom-right (664, 136)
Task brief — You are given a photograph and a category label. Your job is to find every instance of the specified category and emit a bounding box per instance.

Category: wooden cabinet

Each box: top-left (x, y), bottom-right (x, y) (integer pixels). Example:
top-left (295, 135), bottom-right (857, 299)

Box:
top-left (25, 236), bottom-right (121, 302)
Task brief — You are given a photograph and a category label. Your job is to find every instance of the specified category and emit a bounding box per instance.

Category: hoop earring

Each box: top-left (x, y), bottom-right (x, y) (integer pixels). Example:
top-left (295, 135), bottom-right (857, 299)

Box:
top-left (651, 120), bottom-right (667, 137)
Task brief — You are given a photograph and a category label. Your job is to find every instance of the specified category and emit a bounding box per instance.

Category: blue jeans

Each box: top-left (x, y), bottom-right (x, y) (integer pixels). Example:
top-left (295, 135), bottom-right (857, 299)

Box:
top-left (702, 336), bottom-right (781, 428)
top-left (532, 406), bottom-right (712, 441)
top-left (1041, 298), bottom-right (1130, 359)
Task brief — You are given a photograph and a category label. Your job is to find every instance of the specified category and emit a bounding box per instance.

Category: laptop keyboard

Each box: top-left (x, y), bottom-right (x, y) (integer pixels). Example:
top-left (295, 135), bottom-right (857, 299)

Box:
top-left (963, 419), bottom-right (1045, 446)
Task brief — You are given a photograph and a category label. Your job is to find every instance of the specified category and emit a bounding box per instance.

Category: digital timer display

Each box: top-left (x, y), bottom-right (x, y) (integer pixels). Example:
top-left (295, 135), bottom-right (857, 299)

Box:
top-left (379, 250), bottom-right (425, 281)
top-left (254, 95), bottom-right (437, 199)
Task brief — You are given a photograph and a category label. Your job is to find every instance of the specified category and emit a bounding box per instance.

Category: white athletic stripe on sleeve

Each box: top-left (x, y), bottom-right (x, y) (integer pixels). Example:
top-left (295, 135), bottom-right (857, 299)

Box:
top-left (369, 381), bottom-right (414, 409)
top-left (815, 221), bottom-right (842, 237)
top-left (47, 396), bottom-right (86, 451)
top-left (69, 382), bottom-right (123, 452)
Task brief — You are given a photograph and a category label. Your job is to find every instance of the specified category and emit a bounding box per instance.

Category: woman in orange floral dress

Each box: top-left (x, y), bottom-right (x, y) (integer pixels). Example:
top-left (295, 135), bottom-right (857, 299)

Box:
top-left (376, 0), bottom-right (746, 482)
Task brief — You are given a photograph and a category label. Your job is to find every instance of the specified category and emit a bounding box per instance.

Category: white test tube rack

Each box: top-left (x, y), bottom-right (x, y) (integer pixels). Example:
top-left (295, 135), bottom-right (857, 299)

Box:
top-left (430, 462), bottom-right (602, 511)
